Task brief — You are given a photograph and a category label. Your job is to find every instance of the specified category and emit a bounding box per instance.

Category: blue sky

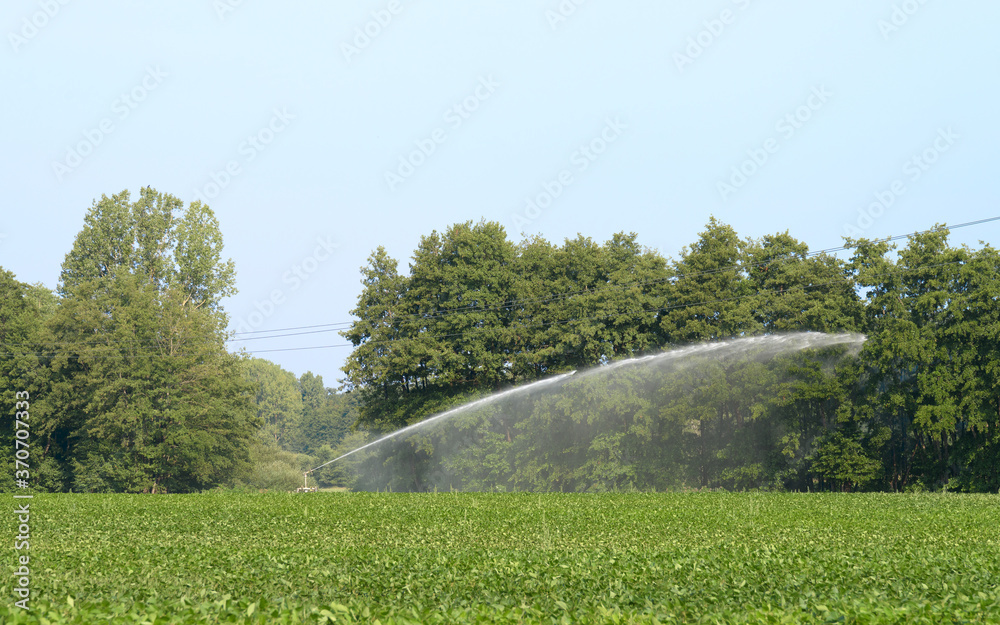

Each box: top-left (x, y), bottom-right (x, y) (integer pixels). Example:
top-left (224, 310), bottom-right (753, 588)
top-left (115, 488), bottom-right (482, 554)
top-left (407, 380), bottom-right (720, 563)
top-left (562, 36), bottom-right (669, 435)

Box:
top-left (2, 1), bottom-right (998, 388)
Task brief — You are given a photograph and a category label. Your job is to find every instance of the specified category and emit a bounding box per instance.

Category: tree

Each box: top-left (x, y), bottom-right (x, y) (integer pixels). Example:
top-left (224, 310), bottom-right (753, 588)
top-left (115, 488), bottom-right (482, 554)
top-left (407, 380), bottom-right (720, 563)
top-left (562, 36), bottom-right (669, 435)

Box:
top-left (660, 218), bottom-right (757, 343)
top-left (947, 245), bottom-right (1000, 491)
top-left (242, 358), bottom-right (303, 449)
top-left (811, 428), bottom-right (881, 491)
top-left (523, 233), bottom-right (670, 370)
top-left (0, 270), bottom-right (59, 491)
top-left (745, 232), bottom-right (862, 334)
top-left (49, 188), bottom-right (256, 492)
top-left (405, 220), bottom-right (519, 389)
top-left (340, 246), bottom-right (416, 429)
top-left (295, 372), bottom-right (358, 454)
top-left (844, 228), bottom-right (969, 490)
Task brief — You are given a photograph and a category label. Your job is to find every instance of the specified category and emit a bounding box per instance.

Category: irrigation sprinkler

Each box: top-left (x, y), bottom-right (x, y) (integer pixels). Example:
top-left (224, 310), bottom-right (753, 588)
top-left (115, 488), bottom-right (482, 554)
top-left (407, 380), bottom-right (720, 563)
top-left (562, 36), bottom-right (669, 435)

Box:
top-left (295, 471), bottom-right (317, 493)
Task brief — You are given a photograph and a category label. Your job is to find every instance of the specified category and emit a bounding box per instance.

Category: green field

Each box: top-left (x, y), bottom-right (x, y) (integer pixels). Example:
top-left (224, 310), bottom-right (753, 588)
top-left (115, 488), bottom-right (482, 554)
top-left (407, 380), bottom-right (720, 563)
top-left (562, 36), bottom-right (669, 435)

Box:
top-left (3, 493), bottom-right (999, 623)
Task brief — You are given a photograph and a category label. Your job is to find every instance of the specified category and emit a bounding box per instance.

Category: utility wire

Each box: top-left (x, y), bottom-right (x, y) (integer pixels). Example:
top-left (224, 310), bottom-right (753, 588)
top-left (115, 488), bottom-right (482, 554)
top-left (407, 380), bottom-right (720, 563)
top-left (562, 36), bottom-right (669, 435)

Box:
top-left (238, 258), bottom-right (971, 355)
top-left (2, 217), bottom-right (996, 357)
top-left (226, 216), bottom-right (999, 340)
top-left (235, 322), bottom-right (354, 335)
top-left (0, 255), bottom-right (981, 359)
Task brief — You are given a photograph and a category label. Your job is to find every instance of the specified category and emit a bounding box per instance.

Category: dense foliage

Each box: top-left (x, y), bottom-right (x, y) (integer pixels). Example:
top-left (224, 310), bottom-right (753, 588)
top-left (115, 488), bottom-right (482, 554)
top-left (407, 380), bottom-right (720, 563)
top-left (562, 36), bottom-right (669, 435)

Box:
top-left (2, 189), bottom-right (260, 492)
top-left (0, 188), bottom-right (361, 493)
top-left (0, 492), bottom-right (997, 623)
top-left (3, 195), bottom-right (1000, 493)
top-left (235, 358), bottom-right (359, 490)
top-left (343, 335), bottom-right (863, 493)
top-left (341, 220), bottom-right (1000, 492)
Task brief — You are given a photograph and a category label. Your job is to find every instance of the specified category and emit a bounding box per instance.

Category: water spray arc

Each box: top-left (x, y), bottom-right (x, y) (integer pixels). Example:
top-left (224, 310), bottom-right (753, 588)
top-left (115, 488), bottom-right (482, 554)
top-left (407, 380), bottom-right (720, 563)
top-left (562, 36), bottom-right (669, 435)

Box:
top-left (305, 370), bottom-right (578, 476)
top-left (304, 331), bottom-right (866, 490)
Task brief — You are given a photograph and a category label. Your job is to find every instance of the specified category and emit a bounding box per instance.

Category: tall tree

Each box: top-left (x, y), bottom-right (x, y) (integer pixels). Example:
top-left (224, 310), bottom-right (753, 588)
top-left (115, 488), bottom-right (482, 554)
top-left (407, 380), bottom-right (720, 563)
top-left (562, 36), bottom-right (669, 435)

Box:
top-left (49, 188), bottom-right (256, 492)
top-left (745, 232), bottom-right (862, 334)
top-left (660, 218), bottom-right (757, 343)
top-left (242, 358), bottom-right (303, 449)
top-left (295, 372), bottom-right (357, 454)
top-left (0, 270), bottom-right (57, 491)
top-left (845, 227), bottom-right (982, 490)
top-left (947, 244), bottom-right (1000, 490)
top-left (340, 246), bottom-right (415, 429)
top-left (405, 220), bottom-right (519, 389)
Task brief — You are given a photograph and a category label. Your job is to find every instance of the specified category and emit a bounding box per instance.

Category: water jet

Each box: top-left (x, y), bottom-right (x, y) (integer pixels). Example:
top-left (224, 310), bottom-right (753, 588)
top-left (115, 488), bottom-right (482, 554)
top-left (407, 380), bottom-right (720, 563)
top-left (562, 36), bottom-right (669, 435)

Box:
top-left (314, 332), bottom-right (865, 491)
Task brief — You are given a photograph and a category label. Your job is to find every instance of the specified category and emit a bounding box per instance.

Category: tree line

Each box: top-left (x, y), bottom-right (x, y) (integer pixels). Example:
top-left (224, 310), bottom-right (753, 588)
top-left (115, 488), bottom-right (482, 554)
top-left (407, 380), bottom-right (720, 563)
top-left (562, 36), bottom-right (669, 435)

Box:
top-left (340, 220), bottom-right (1000, 492)
top-left (3, 189), bottom-right (998, 492)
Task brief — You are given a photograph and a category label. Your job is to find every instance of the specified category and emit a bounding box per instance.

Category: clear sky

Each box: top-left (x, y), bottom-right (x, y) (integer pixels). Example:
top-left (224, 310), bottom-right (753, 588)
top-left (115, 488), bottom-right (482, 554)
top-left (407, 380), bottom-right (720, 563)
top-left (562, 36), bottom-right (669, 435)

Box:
top-left (3, 1), bottom-right (999, 388)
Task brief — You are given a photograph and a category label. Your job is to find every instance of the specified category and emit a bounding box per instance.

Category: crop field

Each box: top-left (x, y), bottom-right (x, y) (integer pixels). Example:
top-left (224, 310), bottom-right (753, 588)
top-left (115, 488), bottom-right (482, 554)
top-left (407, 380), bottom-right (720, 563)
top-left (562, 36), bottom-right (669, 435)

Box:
top-left (2, 493), bottom-right (998, 624)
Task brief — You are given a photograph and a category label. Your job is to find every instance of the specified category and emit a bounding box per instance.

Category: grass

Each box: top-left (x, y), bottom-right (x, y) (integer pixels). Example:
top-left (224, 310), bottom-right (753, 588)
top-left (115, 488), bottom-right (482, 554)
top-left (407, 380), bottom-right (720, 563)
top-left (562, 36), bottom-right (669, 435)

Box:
top-left (2, 492), bottom-right (998, 623)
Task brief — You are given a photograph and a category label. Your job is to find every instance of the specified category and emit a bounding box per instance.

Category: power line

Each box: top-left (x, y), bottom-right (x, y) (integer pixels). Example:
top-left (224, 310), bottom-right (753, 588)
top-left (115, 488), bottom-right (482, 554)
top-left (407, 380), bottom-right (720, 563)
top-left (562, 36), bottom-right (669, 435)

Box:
top-left (234, 322), bottom-right (353, 335)
top-left (2, 217), bottom-right (996, 358)
top-left (242, 257), bottom-right (969, 355)
top-left (231, 327), bottom-right (347, 341)
top-left (226, 216), bottom-right (1000, 340)
top-left (0, 257), bottom-right (900, 358)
